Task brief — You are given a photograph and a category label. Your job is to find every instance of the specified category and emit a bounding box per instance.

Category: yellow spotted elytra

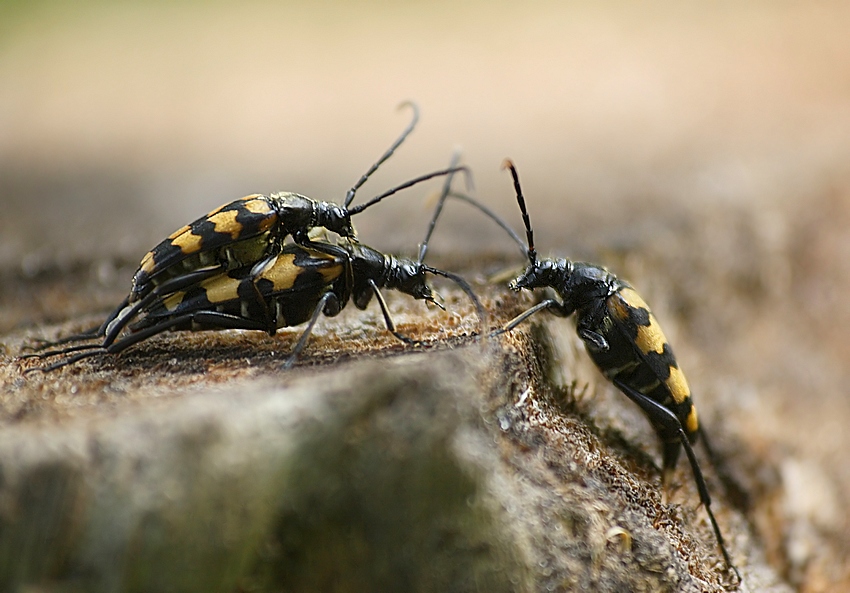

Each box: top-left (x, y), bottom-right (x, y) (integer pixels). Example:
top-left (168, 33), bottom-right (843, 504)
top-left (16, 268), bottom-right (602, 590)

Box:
top-left (21, 158), bottom-right (483, 373)
top-left (467, 160), bottom-right (739, 580)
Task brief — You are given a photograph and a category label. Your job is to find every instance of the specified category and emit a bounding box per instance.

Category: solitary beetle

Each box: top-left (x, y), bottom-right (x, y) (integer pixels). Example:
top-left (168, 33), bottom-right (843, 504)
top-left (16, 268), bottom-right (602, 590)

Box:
top-left (459, 161), bottom-right (738, 578)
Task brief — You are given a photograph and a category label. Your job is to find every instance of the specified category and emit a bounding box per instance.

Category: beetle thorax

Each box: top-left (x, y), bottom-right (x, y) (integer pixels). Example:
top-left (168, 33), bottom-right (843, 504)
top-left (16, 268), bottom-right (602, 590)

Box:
top-left (271, 193), bottom-right (316, 232)
top-left (564, 263), bottom-right (619, 309)
top-left (384, 257), bottom-right (432, 300)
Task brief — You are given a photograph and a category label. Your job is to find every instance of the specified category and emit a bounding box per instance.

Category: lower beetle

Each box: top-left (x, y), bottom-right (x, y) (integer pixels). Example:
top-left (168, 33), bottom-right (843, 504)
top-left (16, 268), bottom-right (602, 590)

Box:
top-left (22, 160), bottom-right (482, 372)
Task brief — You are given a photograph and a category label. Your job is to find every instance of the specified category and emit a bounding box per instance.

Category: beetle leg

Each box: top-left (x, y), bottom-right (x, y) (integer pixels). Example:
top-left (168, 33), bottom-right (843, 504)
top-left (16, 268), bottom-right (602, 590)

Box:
top-left (578, 328), bottom-right (609, 352)
top-left (492, 298), bottom-right (570, 337)
top-left (24, 309), bottom-right (275, 374)
top-left (24, 296), bottom-right (131, 351)
top-left (100, 266), bottom-right (225, 347)
top-left (27, 323), bottom-right (112, 351)
top-left (280, 291), bottom-right (338, 369)
top-left (22, 267), bottom-right (225, 364)
top-left (367, 279), bottom-right (416, 344)
top-left (244, 254), bottom-right (281, 335)
top-left (18, 341), bottom-right (105, 361)
top-left (612, 378), bottom-right (739, 580)
top-left (23, 267), bottom-right (233, 371)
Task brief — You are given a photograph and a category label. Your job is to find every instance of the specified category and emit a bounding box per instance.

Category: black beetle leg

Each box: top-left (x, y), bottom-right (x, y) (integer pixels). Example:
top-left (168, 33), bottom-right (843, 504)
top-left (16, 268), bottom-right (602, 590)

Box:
top-left (24, 310), bottom-right (276, 374)
top-left (21, 267), bottom-right (225, 363)
top-left (612, 378), bottom-right (739, 581)
top-left (24, 296), bottom-right (131, 351)
top-left (23, 269), bottom-right (249, 373)
top-left (98, 266), bottom-right (226, 348)
top-left (491, 298), bottom-right (570, 337)
top-left (244, 254), bottom-right (282, 334)
top-left (578, 328), bottom-right (609, 352)
top-left (280, 291), bottom-right (339, 370)
top-left (26, 322), bottom-right (111, 351)
top-left (366, 279), bottom-right (417, 345)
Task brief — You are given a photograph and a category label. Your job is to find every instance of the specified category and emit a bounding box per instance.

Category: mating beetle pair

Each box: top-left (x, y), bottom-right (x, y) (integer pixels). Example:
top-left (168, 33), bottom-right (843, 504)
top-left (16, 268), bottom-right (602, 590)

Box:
top-left (24, 108), bottom-right (481, 373)
top-left (28, 235), bottom-right (480, 373)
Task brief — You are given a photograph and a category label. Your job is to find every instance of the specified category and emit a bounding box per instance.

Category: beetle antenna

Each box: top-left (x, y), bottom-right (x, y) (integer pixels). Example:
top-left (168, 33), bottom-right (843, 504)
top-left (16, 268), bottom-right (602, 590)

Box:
top-left (418, 150), bottom-right (462, 265)
top-left (444, 191), bottom-right (527, 259)
top-left (347, 166), bottom-right (471, 215)
top-left (344, 101), bottom-right (419, 208)
top-left (502, 159), bottom-right (537, 266)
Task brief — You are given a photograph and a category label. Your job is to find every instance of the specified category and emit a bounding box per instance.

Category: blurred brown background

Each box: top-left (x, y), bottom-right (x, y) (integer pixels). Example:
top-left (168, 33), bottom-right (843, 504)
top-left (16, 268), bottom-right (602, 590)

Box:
top-left (3, 2), bottom-right (848, 261)
top-left (2, 1), bottom-right (849, 589)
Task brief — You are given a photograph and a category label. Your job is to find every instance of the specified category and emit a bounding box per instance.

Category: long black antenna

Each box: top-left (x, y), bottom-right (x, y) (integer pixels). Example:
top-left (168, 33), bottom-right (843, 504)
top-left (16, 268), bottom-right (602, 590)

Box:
top-left (347, 166), bottom-right (470, 216)
top-left (406, 150), bottom-right (487, 336)
top-left (418, 150), bottom-right (462, 265)
top-left (344, 102), bottom-right (419, 208)
top-left (444, 191), bottom-right (527, 259)
top-left (502, 159), bottom-right (537, 266)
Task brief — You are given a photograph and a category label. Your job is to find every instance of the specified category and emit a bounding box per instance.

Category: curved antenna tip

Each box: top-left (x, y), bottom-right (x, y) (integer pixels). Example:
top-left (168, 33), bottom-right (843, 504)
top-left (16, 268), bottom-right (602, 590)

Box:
top-left (397, 101), bottom-right (420, 119)
top-left (501, 158), bottom-right (516, 171)
top-left (343, 102), bottom-right (421, 209)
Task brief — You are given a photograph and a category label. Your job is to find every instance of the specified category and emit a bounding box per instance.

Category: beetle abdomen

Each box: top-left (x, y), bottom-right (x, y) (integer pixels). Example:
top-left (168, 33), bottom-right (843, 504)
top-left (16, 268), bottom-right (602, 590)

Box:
top-left (602, 287), bottom-right (698, 439)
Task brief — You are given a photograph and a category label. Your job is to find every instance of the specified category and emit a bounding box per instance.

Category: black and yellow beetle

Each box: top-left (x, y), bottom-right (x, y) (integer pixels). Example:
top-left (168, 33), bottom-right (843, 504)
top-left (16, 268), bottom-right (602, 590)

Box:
top-left (460, 161), bottom-right (738, 578)
top-left (23, 160), bottom-right (483, 372)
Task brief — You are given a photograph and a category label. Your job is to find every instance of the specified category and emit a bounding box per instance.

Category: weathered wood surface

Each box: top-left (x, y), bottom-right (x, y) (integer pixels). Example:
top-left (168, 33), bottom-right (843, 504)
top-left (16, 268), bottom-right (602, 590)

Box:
top-left (0, 276), bottom-right (790, 592)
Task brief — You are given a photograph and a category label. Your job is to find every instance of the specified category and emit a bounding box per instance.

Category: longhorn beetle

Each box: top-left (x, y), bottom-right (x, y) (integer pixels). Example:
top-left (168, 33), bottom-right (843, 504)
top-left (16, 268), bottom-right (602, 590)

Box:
top-left (38, 103), bottom-right (468, 349)
top-left (23, 156), bottom-right (483, 373)
top-left (454, 161), bottom-right (738, 579)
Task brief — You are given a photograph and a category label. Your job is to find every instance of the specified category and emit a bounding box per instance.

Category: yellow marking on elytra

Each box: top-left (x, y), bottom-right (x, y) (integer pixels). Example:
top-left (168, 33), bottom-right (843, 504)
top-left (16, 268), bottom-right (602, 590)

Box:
top-left (608, 293), bottom-right (629, 322)
top-left (172, 230), bottom-right (204, 255)
top-left (259, 254), bottom-right (301, 291)
top-left (207, 210), bottom-right (243, 240)
top-left (619, 287), bottom-right (651, 313)
top-left (201, 274), bottom-right (241, 304)
top-left (635, 317), bottom-right (667, 356)
top-left (685, 405), bottom-right (699, 434)
top-left (167, 223), bottom-right (192, 240)
top-left (242, 197), bottom-right (277, 233)
top-left (611, 288), bottom-right (669, 357)
top-left (609, 288), bottom-right (650, 322)
top-left (666, 365), bottom-right (691, 404)
top-left (318, 260), bottom-right (344, 284)
top-left (140, 251), bottom-right (156, 273)
top-left (162, 291), bottom-right (188, 312)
